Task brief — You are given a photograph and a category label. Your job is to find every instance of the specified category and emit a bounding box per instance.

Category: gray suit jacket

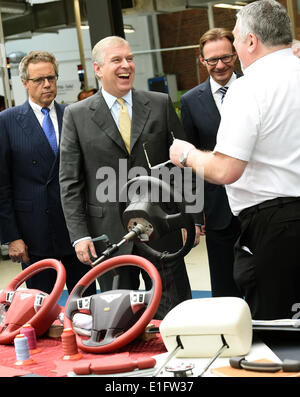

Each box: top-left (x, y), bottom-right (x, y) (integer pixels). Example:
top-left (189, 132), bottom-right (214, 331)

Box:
top-left (59, 89), bottom-right (188, 256)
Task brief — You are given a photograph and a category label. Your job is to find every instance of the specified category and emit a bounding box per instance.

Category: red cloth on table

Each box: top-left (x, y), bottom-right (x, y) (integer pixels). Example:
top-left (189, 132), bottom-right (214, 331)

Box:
top-left (0, 320), bottom-right (166, 377)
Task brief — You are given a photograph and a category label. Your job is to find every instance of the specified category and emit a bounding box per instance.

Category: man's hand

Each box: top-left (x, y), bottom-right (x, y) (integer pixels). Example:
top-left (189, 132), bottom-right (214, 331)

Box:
top-left (75, 239), bottom-right (98, 266)
top-left (169, 139), bottom-right (196, 168)
top-left (9, 239), bottom-right (30, 264)
top-left (170, 138), bottom-right (247, 185)
top-left (182, 225), bottom-right (203, 248)
top-left (197, 224), bottom-right (206, 237)
top-left (193, 225), bottom-right (202, 246)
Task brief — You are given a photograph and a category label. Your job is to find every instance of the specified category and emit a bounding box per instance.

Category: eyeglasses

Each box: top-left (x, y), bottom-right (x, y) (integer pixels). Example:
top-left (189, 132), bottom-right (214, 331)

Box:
top-left (27, 75), bottom-right (58, 85)
top-left (203, 54), bottom-right (235, 66)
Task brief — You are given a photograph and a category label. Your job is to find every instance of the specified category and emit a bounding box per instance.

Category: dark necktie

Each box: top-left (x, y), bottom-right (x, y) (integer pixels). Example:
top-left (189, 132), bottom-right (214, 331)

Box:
top-left (219, 86), bottom-right (228, 104)
top-left (41, 107), bottom-right (58, 154)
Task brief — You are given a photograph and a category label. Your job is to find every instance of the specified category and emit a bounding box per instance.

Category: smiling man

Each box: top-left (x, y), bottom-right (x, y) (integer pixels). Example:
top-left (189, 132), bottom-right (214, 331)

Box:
top-left (180, 28), bottom-right (242, 300)
top-left (0, 51), bottom-right (96, 296)
top-left (59, 36), bottom-right (194, 319)
top-left (199, 28), bottom-right (238, 89)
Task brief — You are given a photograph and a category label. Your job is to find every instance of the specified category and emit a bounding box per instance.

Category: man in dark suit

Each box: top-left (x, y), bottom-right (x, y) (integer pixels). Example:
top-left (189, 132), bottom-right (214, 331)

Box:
top-left (180, 28), bottom-right (242, 298)
top-left (59, 36), bottom-right (196, 319)
top-left (0, 51), bottom-right (96, 296)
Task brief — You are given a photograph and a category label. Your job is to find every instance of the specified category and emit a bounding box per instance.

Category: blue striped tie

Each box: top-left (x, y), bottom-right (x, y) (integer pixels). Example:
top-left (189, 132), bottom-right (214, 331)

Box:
top-left (219, 86), bottom-right (228, 104)
top-left (41, 107), bottom-right (58, 154)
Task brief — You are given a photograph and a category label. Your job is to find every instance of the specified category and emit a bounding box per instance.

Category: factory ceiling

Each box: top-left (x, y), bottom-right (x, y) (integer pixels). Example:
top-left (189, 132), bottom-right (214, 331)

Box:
top-left (0, 0), bottom-right (248, 39)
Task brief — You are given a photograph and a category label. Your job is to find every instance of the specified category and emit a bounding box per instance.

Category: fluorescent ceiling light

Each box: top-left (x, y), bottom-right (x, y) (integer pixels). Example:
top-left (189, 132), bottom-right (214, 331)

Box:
top-left (214, 3), bottom-right (245, 9)
top-left (124, 24), bottom-right (135, 33)
top-left (80, 24), bottom-right (135, 33)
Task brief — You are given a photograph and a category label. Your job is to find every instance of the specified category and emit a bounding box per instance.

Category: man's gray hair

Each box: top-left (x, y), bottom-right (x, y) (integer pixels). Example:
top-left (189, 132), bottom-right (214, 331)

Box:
top-left (19, 51), bottom-right (58, 80)
top-left (236, 0), bottom-right (292, 47)
top-left (92, 36), bottom-right (130, 65)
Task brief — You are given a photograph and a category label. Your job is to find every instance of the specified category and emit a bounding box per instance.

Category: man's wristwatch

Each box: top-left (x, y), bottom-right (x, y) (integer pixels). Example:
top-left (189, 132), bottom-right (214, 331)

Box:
top-left (179, 148), bottom-right (193, 167)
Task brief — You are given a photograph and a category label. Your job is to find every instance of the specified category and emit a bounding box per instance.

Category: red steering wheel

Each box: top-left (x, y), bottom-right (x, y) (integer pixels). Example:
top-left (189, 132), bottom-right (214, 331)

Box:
top-left (64, 255), bottom-right (162, 354)
top-left (0, 259), bottom-right (66, 344)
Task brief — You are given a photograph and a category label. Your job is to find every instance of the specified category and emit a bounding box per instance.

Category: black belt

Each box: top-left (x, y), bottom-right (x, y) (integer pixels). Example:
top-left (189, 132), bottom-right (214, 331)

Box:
top-left (239, 196), bottom-right (300, 219)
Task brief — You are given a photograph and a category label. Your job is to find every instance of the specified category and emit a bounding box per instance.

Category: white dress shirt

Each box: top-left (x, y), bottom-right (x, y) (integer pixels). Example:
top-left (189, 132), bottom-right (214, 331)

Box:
top-left (214, 49), bottom-right (300, 215)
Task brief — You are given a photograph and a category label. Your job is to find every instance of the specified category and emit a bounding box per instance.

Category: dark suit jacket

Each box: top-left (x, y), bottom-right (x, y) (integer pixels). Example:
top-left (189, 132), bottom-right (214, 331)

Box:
top-left (0, 100), bottom-right (74, 257)
top-left (180, 75), bottom-right (240, 230)
top-left (59, 89), bottom-right (189, 256)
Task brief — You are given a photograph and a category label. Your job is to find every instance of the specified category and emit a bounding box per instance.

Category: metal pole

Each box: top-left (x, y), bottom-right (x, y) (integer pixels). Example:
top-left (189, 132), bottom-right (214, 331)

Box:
top-left (207, 3), bottom-right (215, 29)
top-left (132, 44), bottom-right (199, 55)
top-left (73, 0), bottom-right (88, 90)
top-left (0, 9), bottom-right (12, 108)
top-left (286, 0), bottom-right (296, 39)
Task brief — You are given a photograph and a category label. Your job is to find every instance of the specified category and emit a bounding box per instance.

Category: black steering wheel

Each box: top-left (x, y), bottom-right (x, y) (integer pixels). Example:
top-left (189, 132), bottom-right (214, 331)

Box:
top-left (64, 255), bottom-right (162, 353)
top-left (120, 175), bottom-right (195, 263)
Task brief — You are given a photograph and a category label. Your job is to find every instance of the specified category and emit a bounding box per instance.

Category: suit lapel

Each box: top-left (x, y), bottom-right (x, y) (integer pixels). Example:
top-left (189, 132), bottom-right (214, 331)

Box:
top-left (55, 101), bottom-right (65, 136)
top-left (49, 101), bottom-right (66, 178)
top-left (91, 92), bottom-right (128, 154)
top-left (16, 101), bottom-right (63, 183)
top-left (198, 79), bottom-right (221, 127)
top-left (16, 101), bottom-right (56, 163)
top-left (199, 73), bottom-right (242, 127)
top-left (91, 90), bottom-right (151, 154)
top-left (130, 90), bottom-right (150, 152)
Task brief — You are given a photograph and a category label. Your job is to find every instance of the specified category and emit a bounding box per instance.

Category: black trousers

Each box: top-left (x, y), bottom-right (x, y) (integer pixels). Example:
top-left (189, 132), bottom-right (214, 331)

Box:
top-left (205, 216), bottom-right (242, 298)
top-left (234, 198), bottom-right (300, 320)
top-left (97, 245), bottom-right (192, 320)
top-left (22, 253), bottom-right (96, 297)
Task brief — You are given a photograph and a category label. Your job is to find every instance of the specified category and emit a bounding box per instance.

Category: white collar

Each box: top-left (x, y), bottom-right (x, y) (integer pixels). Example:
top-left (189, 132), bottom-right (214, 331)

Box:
top-left (101, 88), bottom-right (132, 109)
top-left (210, 72), bottom-right (237, 95)
top-left (29, 98), bottom-right (54, 112)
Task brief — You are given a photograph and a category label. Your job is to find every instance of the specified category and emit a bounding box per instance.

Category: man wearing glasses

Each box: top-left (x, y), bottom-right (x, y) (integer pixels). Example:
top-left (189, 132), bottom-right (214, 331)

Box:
top-left (180, 28), bottom-right (242, 299)
top-left (171, 0), bottom-right (300, 320)
top-left (0, 51), bottom-right (96, 296)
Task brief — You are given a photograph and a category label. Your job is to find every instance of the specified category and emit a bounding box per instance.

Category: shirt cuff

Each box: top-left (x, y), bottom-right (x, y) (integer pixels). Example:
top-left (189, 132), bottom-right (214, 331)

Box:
top-left (72, 236), bottom-right (91, 247)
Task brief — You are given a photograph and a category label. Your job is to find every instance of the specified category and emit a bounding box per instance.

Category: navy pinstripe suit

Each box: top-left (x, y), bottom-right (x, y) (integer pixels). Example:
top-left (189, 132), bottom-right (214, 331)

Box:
top-left (0, 100), bottom-right (96, 295)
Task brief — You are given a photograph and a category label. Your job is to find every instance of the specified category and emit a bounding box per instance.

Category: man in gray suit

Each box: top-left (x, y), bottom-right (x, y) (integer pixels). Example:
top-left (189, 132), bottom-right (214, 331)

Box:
top-left (59, 36), bottom-right (195, 319)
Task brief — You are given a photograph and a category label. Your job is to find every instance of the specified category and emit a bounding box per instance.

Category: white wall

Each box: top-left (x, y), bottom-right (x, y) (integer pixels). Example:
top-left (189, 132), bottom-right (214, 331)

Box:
top-left (1, 15), bottom-right (160, 105)
top-left (4, 27), bottom-right (95, 105)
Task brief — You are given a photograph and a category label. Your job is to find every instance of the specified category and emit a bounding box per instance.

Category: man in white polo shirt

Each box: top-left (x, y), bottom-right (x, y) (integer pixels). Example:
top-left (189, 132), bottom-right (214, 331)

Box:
top-left (170, 0), bottom-right (300, 320)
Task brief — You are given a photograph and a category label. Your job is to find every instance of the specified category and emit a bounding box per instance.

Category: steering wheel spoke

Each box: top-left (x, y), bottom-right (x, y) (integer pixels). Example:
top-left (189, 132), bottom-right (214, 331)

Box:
top-left (4, 291), bottom-right (15, 304)
top-left (165, 212), bottom-right (187, 230)
top-left (76, 296), bottom-right (92, 311)
top-left (84, 327), bottom-right (123, 347)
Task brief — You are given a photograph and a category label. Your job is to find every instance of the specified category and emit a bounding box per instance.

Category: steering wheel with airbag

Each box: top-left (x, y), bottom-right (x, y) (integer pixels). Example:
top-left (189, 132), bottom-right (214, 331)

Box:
top-left (64, 255), bottom-right (162, 354)
top-left (0, 259), bottom-right (66, 344)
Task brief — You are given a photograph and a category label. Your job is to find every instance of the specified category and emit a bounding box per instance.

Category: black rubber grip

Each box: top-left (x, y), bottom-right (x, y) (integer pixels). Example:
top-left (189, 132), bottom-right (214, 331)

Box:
top-left (229, 356), bottom-right (245, 369)
top-left (282, 359), bottom-right (300, 372)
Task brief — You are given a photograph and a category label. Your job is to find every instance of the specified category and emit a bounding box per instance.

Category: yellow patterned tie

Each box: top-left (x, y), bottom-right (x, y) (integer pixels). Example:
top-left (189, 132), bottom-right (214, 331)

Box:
top-left (117, 98), bottom-right (131, 153)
